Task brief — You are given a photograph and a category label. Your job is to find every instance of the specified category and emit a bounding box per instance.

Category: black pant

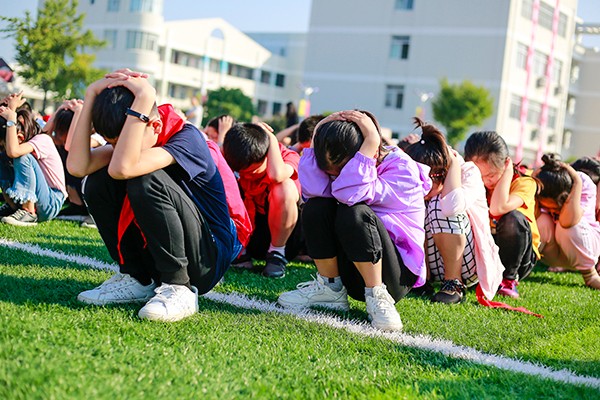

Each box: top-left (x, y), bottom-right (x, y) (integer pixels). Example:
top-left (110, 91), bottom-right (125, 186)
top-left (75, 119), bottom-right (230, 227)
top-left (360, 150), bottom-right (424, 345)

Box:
top-left (245, 205), bottom-right (303, 261)
top-left (84, 168), bottom-right (219, 294)
top-left (302, 197), bottom-right (417, 302)
top-left (493, 210), bottom-right (536, 281)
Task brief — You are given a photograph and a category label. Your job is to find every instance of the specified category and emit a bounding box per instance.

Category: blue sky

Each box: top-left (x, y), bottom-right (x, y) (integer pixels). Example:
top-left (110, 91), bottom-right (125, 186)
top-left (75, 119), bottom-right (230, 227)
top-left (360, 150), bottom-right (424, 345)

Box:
top-left (1, 0), bottom-right (599, 63)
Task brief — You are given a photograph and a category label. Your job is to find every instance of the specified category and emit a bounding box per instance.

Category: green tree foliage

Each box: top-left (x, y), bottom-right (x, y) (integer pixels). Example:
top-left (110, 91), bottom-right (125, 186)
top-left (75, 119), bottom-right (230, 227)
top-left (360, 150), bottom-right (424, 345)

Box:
top-left (431, 79), bottom-right (494, 147)
top-left (205, 87), bottom-right (255, 123)
top-left (1, 0), bottom-right (106, 109)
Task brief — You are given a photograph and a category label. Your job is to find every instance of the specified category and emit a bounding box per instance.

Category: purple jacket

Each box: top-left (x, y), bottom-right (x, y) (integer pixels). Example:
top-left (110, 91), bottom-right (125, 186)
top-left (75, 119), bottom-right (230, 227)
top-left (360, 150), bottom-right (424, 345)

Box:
top-left (299, 147), bottom-right (432, 287)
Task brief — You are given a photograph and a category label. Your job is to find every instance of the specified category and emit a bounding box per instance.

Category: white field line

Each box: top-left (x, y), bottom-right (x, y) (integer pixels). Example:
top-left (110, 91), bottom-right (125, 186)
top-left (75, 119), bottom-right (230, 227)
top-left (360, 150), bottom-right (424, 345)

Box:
top-left (1, 238), bottom-right (599, 390)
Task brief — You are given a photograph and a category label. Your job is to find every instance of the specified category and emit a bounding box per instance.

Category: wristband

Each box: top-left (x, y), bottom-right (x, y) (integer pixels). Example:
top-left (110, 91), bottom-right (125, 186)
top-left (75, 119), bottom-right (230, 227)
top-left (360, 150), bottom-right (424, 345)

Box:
top-left (125, 108), bottom-right (150, 123)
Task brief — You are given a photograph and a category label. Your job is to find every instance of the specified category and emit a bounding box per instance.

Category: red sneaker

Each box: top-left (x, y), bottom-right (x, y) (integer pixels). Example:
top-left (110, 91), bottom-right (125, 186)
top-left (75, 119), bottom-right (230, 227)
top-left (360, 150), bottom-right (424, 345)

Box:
top-left (497, 279), bottom-right (519, 298)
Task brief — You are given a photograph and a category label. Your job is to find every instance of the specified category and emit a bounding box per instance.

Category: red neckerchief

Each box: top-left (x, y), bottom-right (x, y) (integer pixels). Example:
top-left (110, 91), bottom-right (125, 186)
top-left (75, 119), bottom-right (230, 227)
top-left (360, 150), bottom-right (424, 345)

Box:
top-left (116, 104), bottom-right (185, 264)
top-left (476, 285), bottom-right (543, 318)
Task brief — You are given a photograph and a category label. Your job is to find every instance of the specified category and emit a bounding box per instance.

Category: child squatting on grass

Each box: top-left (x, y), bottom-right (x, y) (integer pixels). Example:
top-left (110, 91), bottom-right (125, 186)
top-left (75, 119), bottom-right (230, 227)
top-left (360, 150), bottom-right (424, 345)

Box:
top-left (464, 131), bottom-right (541, 299)
top-left (403, 118), bottom-right (504, 305)
top-left (222, 120), bottom-right (303, 278)
top-left (277, 110), bottom-right (431, 332)
top-left (67, 69), bottom-right (241, 322)
top-left (0, 92), bottom-right (67, 226)
top-left (534, 153), bottom-right (600, 290)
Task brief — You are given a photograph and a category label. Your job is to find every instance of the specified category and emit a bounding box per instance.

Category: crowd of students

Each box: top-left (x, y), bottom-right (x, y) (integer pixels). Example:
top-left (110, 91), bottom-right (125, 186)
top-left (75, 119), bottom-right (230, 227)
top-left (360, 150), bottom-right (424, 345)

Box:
top-left (0, 69), bottom-right (598, 329)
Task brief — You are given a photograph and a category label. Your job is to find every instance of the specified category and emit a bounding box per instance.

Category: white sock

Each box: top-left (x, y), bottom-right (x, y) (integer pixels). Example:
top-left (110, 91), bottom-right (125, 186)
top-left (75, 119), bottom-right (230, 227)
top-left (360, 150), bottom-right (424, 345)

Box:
top-left (319, 274), bottom-right (343, 292)
top-left (268, 244), bottom-right (286, 257)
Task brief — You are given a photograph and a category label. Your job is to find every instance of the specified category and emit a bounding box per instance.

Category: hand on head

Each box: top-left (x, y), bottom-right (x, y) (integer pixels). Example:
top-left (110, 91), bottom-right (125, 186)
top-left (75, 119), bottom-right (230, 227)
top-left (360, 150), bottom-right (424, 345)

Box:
top-left (1, 91), bottom-right (26, 111)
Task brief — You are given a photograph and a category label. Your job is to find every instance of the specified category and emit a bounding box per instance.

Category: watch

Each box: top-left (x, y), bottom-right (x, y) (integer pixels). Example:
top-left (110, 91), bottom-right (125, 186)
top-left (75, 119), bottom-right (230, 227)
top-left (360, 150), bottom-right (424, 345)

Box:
top-left (125, 108), bottom-right (150, 123)
top-left (5, 120), bottom-right (17, 128)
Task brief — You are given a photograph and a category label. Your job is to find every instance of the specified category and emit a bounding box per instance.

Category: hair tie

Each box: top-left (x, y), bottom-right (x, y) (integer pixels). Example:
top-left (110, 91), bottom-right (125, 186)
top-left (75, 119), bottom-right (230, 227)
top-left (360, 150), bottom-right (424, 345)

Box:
top-left (420, 139), bottom-right (425, 145)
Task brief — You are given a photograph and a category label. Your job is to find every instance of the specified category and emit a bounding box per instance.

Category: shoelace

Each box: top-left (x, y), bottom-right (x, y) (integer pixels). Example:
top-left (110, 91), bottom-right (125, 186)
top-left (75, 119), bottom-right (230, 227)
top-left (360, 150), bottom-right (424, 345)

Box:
top-left (440, 279), bottom-right (465, 295)
top-left (295, 276), bottom-right (325, 294)
top-left (10, 209), bottom-right (31, 219)
top-left (152, 284), bottom-right (179, 301)
top-left (371, 289), bottom-right (396, 315)
top-left (97, 273), bottom-right (133, 290)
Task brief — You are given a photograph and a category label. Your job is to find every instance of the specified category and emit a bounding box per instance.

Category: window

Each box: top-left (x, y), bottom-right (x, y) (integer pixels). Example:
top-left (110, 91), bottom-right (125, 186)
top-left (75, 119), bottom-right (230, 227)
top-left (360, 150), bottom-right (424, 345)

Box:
top-left (552, 59), bottom-right (563, 84)
top-left (272, 102), bottom-right (282, 115)
top-left (394, 0), bottom-right (414, 10)
top-left (107, 0), bottom-right (120, 12)
top-left (390, 35), bottom-right (410, 60)
top-left (104, 30), bottom-right (117, 49)
top-left (527, 101), bottom-right (541, 124)
top-left (385, 85), bottom-right (404, 109)
top-left (275, 73), bottom-right (285, 87)
top-left (209, 59), bottom-right (220, 73)
top-left (530, 129), bottom-right (539, 141)
top-left (522, 0), bottom-right (533, 19)
top-left (558, 12), bottom-right (568, 37)
top-left (260, 70), bottom-right (272, 84)
top-left (547, 134), bottom-right (556, 144)
top-left (547, 107), bottom-right (557, 128)
top-left (516, 43), bottom-right (528, 70)
top-left (533, 51), bottom-right (547, 77)
top-left (539, 2), bottom-right (554, 31)
top-left (126, 31), bottom-right (158, 51)
top-left (509, 95), bottom-right (522, 120)
top-left (130, 0), bottom-right (156, 12)
top-left (257, 100), bottom-right (267, 116)
top-left (228, 63), bottom-right (254, 80)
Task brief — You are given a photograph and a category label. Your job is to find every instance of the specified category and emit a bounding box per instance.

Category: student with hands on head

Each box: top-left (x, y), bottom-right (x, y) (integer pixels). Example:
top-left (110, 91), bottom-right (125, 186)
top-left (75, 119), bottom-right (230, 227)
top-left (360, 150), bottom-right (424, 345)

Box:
top-left (278, 110), bottom-right (431, 331)
top-left (534, 154), bottom-right (600, 290)
top-left (222, 119), bottom-right (302, 278)
top-left (68, 68), bottom-right (240, 322)
top-left (0, 91), bottom-right (66, 226)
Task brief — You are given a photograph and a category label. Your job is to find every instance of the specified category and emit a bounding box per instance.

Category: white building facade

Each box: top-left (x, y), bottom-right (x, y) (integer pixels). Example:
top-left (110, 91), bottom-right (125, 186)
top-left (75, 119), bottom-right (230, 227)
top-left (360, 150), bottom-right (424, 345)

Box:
top-left (74, 0), bottom-right (303, 117)
top-left (303, 0), bottom-right (578, 164)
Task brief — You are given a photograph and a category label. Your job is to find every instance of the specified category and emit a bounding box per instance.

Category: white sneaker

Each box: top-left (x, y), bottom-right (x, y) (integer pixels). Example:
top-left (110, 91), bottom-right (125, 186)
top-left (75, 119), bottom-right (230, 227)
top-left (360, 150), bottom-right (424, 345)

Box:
top-left (77, 273), bottom-right (156, 305)
top-left (138, 283), bottom-right (199, 322)
top-left (278, 274), bottom-right (349, 311)
top-left (365, 284), bottom-right (403, 331)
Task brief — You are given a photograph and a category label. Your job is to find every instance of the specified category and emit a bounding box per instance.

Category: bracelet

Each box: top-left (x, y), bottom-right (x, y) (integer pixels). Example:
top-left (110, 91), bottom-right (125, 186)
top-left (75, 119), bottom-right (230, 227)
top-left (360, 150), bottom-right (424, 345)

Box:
top-left (125, 108), bottom-right (150, 123)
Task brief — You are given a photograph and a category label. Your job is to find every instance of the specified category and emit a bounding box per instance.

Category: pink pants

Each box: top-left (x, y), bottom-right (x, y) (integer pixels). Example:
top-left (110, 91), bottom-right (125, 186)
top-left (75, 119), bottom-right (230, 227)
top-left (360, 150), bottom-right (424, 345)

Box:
top-left (537, 213), bottom-right (600, 271)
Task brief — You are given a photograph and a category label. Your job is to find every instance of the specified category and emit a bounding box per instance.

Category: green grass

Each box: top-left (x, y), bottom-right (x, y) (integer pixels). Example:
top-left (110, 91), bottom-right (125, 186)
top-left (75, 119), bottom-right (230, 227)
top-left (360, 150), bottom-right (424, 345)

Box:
top-left (0, 220), bottom-right (599, 399)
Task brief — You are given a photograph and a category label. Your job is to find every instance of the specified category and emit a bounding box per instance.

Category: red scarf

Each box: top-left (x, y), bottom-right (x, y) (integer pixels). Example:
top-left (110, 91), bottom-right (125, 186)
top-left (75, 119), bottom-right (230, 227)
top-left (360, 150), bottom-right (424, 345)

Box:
top-left (476, 285), bottom-right (543, 318)
top-left (116, 104), bottom-right (185, 264)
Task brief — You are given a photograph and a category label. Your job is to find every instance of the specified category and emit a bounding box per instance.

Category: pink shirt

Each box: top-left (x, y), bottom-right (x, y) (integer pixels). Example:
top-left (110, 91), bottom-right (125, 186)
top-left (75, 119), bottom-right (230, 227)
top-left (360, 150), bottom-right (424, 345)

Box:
top-left (28, 134), bottom-right (67, 197)
top-left (579, 172), bottom-right (600, 233)
top-left (300, 147), bottom-right (432, 287)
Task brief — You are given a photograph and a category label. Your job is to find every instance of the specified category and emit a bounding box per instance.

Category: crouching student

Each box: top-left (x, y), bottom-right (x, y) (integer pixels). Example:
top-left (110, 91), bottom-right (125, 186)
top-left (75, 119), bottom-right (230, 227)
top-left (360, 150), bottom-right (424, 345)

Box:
top-left (464, 131), bottom-right (540, 298)
top-left (404, 118), bottom-right (504, 304)
top-left (0, 92), bottom-right (66, 226)
top-left (278, 111), bottom-right (431, 331)
top-left (535, 154), bottom-right (600, 290)
top-left (222, 122), bottom-right (302, 278)
top-left (68, 69), bottom-right (239, 322)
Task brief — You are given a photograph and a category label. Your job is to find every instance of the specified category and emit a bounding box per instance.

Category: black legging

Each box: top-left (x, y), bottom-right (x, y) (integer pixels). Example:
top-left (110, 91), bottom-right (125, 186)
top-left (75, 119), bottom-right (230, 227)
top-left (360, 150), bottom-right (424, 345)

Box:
top-left (302, 197), bottom-right (417, 302)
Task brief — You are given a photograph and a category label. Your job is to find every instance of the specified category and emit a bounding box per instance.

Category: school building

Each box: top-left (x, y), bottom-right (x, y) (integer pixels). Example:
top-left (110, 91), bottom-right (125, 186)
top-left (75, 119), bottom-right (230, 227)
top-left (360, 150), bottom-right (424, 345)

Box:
top-left (4, 0), bottom-right (598, 161)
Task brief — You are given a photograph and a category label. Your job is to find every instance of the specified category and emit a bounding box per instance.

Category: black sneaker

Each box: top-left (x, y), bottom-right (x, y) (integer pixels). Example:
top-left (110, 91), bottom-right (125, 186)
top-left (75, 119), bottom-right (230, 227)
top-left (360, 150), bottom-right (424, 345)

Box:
top-left (57, 203), bottom-right (88, 221)
top-left (262, 251), bottom-right (287, 278)
top-left (0, 203), bottom-right (15, 217)
top-left (410, 281), bottom-right (435, 297)
top-left (231, 253), bottom-right (253, 269)
top-left (431, 279), bottom-right (466, 304)
top-left (1, 209), bottom-right (38, 226)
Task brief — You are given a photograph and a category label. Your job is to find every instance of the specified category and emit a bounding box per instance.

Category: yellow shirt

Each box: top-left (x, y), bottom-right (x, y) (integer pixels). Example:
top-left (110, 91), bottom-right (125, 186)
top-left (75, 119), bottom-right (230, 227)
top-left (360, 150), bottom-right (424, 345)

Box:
top-left (509, 176), bottom-right (541, 259)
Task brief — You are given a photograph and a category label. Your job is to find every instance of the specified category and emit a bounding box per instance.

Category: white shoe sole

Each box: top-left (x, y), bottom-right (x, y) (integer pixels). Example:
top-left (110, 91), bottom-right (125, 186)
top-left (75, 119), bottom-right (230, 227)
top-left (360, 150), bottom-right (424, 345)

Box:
top-left (77, 293), bottom-right (154, 305)
top-left (370, 319), bottom-right (403, 332)
top-left (138, 308), bottom-right (197, 322)
top-left (277, 298), bottom-right (349, 312)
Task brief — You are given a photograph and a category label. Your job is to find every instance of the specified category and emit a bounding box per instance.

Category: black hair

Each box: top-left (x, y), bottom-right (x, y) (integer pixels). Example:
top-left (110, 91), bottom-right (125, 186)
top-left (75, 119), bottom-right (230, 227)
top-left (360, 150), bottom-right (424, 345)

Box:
top-left (222, 123), bottom-right (271, 171)
top-left (313, 110), bottom-right (388, 174)
top-left (91, 86), bottom-right (158, 140)
top-left (297, 114), bottom-right (325, 144)
top-left (404, 117), bottom-right (449, 183)
top-left (53, 108), bottom-right (75, 141)
top-left (206, 114), bottom-right (234, 131)
top-left (0, 109), bottom-right (40, 143)
top-left (464, 131), bottom-right (508, 170)
top-left (536, 153), bottom-right (572, 209)
top-left (571, 156), bottom-right (600, 185)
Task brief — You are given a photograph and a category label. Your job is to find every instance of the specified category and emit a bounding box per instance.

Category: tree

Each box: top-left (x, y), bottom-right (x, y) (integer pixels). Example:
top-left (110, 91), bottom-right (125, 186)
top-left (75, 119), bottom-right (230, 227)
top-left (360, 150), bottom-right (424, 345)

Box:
top-left (431, 78), bottom-right (494, 148)
top-left (1, 0), bottom-right (106, 110)
top-left (205, 87), bottom-right (255, 123)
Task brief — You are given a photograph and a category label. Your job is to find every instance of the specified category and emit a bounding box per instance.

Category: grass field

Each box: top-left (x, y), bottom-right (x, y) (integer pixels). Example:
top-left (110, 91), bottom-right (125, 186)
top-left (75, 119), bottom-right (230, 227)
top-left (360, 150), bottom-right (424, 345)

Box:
top-left (0, 220), bottom-right (599, 399)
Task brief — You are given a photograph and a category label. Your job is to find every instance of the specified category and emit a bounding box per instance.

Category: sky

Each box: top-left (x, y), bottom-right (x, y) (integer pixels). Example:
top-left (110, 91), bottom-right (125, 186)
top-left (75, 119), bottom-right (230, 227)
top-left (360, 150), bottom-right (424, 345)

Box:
top-left (1, 0), bottom-right (599, 63)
